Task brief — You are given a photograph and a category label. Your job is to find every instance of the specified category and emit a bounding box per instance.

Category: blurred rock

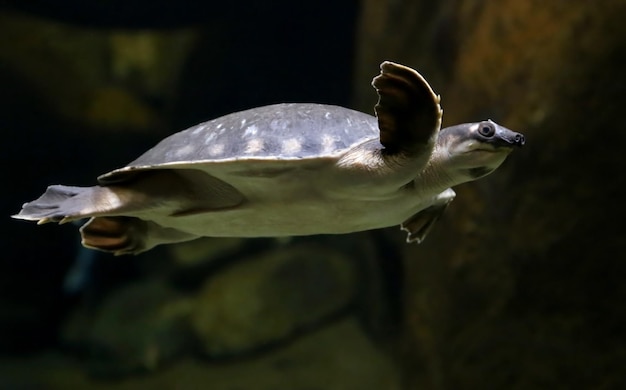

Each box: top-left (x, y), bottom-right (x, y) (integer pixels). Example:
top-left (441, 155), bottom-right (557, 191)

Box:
top-left (0, 10), bottom-right (194, 134)
top-left (84, 86), bottom-right (159, 131)
top-left (168, 237), bottom-right (249, 268)
top-left (0, 318), bottom-right (400, 389)
top-left (191, 244), bottom-right (357, 357)
top-left (62, 279), bottom-right (194, 377)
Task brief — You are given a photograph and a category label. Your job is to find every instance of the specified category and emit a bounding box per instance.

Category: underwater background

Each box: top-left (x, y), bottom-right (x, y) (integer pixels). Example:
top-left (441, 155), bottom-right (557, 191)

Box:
top-left (1, 0), bottom-right (625, 388)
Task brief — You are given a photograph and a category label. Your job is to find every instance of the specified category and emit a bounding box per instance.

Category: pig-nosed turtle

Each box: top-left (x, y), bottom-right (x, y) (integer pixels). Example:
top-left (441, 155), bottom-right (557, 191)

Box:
top-left (13, 61), bottom-right (525, 255)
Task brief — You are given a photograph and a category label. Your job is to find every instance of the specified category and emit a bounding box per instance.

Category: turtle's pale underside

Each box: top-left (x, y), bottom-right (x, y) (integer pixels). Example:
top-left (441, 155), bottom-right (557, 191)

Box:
top-left (13, 61), bottom-right (525, 255)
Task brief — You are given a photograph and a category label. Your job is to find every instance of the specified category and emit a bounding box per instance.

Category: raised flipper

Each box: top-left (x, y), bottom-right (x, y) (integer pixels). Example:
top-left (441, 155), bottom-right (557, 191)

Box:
top-left (401, 188), bottom-right (455, 243)
top-left (372, 61), bottom-right (443, 154)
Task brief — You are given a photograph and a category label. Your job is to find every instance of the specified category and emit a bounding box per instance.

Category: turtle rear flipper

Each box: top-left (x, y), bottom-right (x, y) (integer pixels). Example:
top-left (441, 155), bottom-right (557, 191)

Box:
top-left (13, 185), bottom-right (108, 224)
top-left (80, 216), bottom-right (145, 255)
top-left (81, 216), bottom-right (198, 255)
top-left (400, 188), bottom-right (455, 243)
top-left (401, 204), bottom-right (448, 243)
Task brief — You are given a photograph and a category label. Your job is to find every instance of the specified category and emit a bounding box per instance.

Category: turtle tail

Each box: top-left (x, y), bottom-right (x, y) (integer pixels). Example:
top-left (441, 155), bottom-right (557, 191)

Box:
top-left (12, 185), bottom-right (105, 224)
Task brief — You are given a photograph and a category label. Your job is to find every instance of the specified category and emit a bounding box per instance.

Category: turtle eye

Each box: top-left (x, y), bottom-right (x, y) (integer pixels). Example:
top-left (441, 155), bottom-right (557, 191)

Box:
top-left (478, 122), bottom-right (495, 137)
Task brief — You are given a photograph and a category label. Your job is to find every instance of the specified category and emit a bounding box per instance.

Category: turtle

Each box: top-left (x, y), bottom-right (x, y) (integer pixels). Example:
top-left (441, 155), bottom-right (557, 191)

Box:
top-left (13, 61), bottom-right (525, 255)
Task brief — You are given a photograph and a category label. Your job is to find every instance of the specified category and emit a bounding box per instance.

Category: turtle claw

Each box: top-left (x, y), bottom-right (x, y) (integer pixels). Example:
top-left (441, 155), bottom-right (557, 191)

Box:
top-left (59, 217), bottom-right (73, 225)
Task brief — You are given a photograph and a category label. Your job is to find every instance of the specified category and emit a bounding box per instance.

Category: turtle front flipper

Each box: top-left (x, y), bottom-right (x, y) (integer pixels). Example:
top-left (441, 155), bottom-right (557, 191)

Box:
top-left (12, 185), bottom-right (114, 225)
top-left (372, 61), bottom-right (443, 154)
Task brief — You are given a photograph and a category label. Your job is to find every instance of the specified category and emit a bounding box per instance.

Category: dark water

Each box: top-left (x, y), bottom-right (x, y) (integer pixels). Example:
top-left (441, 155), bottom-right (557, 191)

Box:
top-left (2, 1), bottom-right (626, 389)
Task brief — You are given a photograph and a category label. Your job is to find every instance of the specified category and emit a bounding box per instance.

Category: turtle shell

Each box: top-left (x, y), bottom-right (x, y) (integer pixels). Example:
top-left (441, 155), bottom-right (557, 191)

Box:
top-left (99, 103), bottom-right (379, 184)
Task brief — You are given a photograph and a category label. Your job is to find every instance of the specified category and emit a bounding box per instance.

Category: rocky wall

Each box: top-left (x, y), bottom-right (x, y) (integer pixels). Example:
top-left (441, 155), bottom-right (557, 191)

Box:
top-left (355, 0), bottom-right (626, 388)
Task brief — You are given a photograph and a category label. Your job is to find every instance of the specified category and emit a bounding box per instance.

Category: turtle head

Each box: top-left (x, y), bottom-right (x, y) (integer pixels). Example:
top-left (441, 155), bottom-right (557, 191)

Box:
top-left (437, 120), bottom-right (525, 181)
